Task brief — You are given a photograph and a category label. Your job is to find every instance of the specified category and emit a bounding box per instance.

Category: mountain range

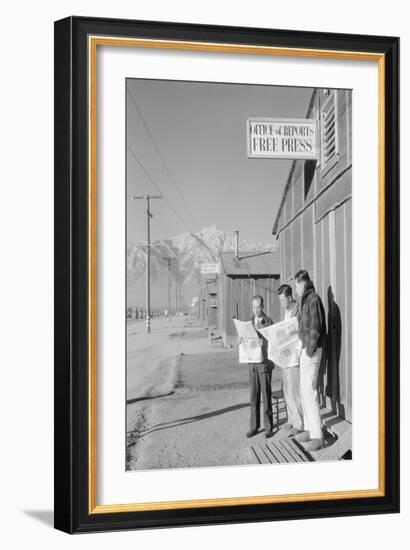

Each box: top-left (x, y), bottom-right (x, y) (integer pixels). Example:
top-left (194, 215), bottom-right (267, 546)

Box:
top-left (127, 225), bottom-right (277, 308)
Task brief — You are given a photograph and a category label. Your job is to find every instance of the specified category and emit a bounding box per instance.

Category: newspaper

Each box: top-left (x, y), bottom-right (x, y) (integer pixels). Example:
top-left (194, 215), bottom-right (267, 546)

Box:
top-left (233, 319), bottom-right (262, 363)
top-left (258, 317), bottom-right (302, 368)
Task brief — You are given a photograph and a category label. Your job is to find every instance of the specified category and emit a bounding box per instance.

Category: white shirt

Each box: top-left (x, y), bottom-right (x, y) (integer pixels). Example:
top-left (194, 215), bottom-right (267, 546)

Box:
top-left (284, 308), bottom-right (293, 321)
top-left (284, 300), bottom-right (298, 321)
top-left (254, 315), bottom-right (264, 330)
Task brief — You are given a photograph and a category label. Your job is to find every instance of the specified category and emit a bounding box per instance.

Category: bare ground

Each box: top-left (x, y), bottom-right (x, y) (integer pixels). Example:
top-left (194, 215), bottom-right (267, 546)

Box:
top-left (126, 319), bottom-right (282, 470)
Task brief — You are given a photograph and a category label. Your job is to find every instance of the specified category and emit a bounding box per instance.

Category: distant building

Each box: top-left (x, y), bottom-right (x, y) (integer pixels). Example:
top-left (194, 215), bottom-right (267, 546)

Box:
top-left (200, 277), bottom-right (218, 328)
top-left (218, 250), bottom-right (281, 347)
top-left (272, 88), bottom-right (352, 422)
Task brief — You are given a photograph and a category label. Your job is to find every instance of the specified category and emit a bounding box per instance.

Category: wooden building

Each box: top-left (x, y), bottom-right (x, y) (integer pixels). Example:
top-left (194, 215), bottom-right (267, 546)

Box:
top-left (200, 277), bottom-right (218, 328)
top-left (272, 88), bottom-right (352, 422)
top-left (218, 251), bottom-right (281, 348)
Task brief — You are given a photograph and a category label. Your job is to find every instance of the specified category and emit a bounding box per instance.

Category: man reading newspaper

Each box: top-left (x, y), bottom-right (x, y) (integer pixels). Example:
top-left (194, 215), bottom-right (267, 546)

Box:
top-left (239, 295), bottom-right (274, 439)
top-left (277, 284), bottom-right (304, 436)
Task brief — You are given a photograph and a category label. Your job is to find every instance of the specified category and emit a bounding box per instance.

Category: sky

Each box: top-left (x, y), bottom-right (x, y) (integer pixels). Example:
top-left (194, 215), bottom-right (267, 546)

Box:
top-left (126, 79), bottom-right (313, 247)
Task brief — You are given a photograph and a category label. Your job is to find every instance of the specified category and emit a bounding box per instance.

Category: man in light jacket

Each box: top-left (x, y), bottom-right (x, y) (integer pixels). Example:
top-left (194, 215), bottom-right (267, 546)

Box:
top-left (294, 270), bottom-right (326, 451)
top-left (277, 284), bottom-right (304, 436)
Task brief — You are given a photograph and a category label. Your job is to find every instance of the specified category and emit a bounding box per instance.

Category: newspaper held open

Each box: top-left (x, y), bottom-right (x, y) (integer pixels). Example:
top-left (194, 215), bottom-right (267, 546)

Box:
top-left (258, 317), bottom-right (302, 368)
top-left (233, 319), bottom-right (262, 363)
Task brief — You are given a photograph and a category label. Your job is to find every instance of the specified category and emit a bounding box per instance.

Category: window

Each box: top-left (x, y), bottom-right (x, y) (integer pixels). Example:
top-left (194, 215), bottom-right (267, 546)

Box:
top-left (320, 91), bottom-right (339, 175)
top-left (304, 160), bottom-right (315, 200)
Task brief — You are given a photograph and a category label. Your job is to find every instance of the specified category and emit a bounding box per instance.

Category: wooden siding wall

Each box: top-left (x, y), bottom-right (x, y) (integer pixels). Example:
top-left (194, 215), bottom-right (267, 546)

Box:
top-left (220, 276), bottom-right (280, 348)
top-left (276, 89), bottom-right (352, 421)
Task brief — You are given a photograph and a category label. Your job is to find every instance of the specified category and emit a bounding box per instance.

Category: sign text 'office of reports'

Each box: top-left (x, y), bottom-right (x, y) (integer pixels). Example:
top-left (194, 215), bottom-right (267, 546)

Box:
top-left (247, 117), bottom-right (319, 160)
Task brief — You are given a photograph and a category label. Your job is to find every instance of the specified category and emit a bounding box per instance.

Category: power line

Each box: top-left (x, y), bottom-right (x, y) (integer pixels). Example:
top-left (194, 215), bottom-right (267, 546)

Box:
top-left (127, 144), bottom-right (194, 235)
top-left (160, 242), bottom-right (178, 259)
top-left (163, 256), bottom-right (176, 320)
top-left (129, 194), bottom-right (162, 334)
top-left (128, 240), bottom-right (176, 258)
top-left (127, 88), bottom-right (202, 231)
top-left (127, 143), bottom-right (215, 261)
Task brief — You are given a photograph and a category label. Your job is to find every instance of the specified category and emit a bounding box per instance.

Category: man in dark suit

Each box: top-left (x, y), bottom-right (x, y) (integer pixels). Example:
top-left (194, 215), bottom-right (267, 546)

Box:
top-left (246, 295), bottom-right (274, 439)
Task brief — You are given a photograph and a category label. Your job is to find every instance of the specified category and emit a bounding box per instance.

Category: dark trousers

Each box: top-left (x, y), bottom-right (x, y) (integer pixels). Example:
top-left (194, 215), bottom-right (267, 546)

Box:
top-left (249, 363), bottom-right (273, 432)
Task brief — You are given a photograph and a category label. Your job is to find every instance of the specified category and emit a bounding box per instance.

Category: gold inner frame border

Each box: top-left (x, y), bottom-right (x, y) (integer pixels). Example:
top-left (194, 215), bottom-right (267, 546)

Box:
top-left (87, 36), bottom-right (386, 514)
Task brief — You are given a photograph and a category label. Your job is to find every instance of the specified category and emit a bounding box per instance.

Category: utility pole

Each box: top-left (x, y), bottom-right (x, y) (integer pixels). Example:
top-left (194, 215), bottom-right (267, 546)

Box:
top-left (130, 194), bottom-right (162, 333)
top-left (163, 256), bottom-right (175, 320)
top-left (234, 230), bottom-right (240, 261)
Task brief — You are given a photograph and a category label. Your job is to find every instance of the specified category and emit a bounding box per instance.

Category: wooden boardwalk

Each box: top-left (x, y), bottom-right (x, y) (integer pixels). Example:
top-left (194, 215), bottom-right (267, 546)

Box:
top-left (249, 404), bottom-right (352, 465)
top-left (251, 436), bottom-right (314, 464)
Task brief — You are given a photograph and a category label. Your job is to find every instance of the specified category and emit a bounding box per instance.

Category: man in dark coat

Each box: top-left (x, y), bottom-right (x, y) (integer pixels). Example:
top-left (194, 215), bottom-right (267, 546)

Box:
top-left (245, 295), bottom-right (274, 439)
top-left (294, 270), bottom-right (326, 451)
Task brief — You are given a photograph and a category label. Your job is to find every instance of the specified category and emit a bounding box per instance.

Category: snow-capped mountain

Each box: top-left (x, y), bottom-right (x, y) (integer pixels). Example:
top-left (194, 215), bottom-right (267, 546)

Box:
top-left (127, 225), bottom-right (277, 289)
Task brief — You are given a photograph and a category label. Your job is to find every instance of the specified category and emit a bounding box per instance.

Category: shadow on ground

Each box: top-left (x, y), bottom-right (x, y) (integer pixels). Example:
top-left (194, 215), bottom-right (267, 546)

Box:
top-left (132, 402), bottom-right (249, 438)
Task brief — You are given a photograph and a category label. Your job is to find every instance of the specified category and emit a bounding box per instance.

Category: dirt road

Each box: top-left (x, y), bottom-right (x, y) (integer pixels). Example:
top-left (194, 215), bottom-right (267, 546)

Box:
top-left (127, 317), bottom-right (282, 470)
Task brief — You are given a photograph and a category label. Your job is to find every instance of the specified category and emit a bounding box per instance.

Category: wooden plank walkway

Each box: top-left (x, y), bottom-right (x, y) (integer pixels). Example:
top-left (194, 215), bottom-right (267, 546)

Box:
top-left (309, 425), bottom-right (352, 462)
top-left (249, 408), bottom-right (352, 465)
top-left (250, 437), bottom-right (315, 465)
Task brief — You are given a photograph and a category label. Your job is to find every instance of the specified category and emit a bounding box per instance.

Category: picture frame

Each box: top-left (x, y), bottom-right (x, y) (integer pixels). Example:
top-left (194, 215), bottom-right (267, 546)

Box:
top-left (54, 16), bottom-right (400, 533)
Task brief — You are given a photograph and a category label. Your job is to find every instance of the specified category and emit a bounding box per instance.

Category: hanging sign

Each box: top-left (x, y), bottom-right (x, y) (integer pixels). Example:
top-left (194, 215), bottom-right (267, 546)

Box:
top-left (201, 262), bottom-right (220, 275)
top-left (247, 117), bottom-right (319, 160)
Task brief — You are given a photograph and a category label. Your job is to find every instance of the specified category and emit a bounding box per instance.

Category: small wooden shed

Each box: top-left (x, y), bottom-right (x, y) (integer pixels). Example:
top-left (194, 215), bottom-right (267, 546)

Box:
top-left (218, 251), bottom-right (281, 347)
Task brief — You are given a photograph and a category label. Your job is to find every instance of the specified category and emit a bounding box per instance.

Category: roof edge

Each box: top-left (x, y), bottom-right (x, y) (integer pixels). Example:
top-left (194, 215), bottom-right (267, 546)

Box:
top-left (272, 88), bottom-right (319, 236)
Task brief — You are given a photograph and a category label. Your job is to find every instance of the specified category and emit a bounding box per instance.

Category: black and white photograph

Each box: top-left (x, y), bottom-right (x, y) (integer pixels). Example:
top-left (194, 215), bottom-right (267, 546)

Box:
top-left (126, 79), bottom-right (352, 471)
top-left (0, 0), bottom-right (403, 541)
